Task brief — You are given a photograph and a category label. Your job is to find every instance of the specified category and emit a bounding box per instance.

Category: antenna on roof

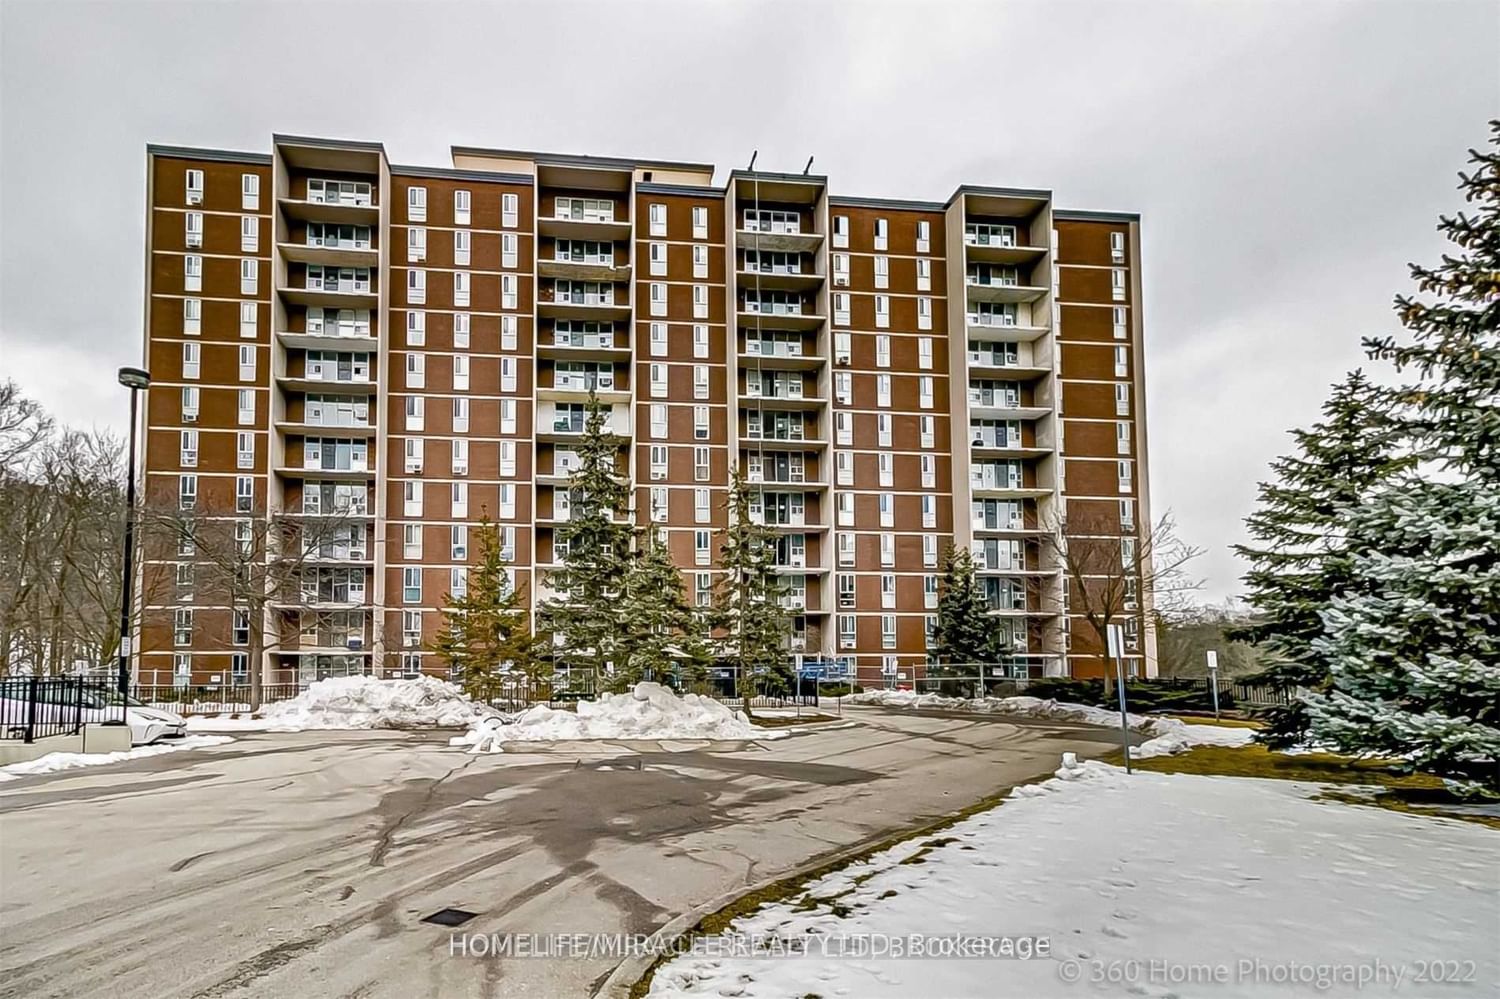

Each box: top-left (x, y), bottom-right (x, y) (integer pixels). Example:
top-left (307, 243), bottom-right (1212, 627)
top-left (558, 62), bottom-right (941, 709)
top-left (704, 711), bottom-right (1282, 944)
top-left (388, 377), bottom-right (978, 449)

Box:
top-left (803, 156), bottom-right (815, 175)
top-left (747, 150), bottom-right (758, 172)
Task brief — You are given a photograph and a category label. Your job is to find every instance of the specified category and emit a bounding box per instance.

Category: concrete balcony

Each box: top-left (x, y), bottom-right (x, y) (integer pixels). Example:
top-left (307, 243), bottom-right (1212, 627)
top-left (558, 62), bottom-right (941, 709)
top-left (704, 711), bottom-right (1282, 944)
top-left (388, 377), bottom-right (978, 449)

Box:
top-left (536, 384), bottom-right (631, 406)
top-left (739, 392), bottom-right (827, 412)
top-left (537, 215), bottom-right (632, 242)
top-left (967, 359), bottom-right (1051, 382)
top-left (967, 399), bottom-right (1051, 422)
top-left (278, 196), bottom-right (379, 228)
top-left (734, 228), bottom-right (823, 255)
top-left (966, 281), bottom-right (1048, 306)
top-left (276, 331), bottom-right (379, 352)
top-left (963, 241), bottom-right (1048, 267)
top-left (278, 284), bottom-right (378, 310)
top-left (969, 441), bottom-right (1052, 461)
top-left (969, 484), bottom-right (1052, 501)
top-left (737, 348), bottom-right (824, 372)
top-left (538, 258), bottom-right (632, 284)
top-left (537, 340), bottom-right (631, 364)
top-left (277, 240), bottom-right (379, 269)
top-left (739, 434), bottom-right (827, 452)
top-left (735, 268), bottom-right (824, 293)
top-left (736, 310), bottom-right (826, 333)
top-left (275, 375), bottom-right (377, 396)
top-left (274, 419), bottom-right (377, 439)
top-left (966, 321), bottom-right (1051, 344)
top-left (537, 299), bottom-right (632, 323)
top-left (274, 465), bottom-right (375, 482)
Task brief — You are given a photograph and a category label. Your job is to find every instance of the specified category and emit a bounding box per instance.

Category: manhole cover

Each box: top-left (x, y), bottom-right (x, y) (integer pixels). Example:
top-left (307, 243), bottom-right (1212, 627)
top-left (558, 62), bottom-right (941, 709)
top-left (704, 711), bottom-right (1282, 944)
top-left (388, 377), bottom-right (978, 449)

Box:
top-left (422, 908), bottom-right (478, 927)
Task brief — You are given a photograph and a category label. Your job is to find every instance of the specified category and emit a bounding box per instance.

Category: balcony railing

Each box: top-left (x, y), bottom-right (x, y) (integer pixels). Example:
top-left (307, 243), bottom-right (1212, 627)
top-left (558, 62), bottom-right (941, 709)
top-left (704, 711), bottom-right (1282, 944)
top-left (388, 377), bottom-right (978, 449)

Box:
top-left (964, 224), bottom-right (1017, 247)
top-left (307, 179), bottom-right (373, 207)
top-left (971, 427), bottom-right (1022, 448)
top-left (745, 339), bottom-right (804, 357)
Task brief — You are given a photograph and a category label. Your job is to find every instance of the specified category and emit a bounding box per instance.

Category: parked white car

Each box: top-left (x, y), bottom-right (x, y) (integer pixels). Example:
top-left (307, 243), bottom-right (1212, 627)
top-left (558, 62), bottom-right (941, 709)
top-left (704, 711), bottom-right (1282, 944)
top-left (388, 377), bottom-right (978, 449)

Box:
top-left (0, 681), bottom-right (186, 745)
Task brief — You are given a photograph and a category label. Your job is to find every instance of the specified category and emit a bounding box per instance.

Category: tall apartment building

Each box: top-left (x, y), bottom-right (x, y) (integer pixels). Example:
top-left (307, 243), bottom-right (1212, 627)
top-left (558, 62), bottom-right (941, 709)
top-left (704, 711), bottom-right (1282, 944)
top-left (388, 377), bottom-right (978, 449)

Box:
top-left (136, 135), bottom-right (1155, 690)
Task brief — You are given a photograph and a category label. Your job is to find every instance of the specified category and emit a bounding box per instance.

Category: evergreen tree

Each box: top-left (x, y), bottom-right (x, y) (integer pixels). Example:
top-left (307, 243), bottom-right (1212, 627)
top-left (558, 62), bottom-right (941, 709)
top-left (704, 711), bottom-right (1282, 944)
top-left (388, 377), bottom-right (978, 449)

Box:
top-left (931, 544), bottom-right (998, 673)
top-left (615, 522), bottom-right (711, 691)
top-left (431, 517), bottom-right (541, 703)
top-left (1230, 371), bottom-right (1410, 746)
top-left (541, 393), bottom-right (634, 683)
top-left (1302, 123), bottom-right (1500, 788)
top-left (711, 469), bottom-right (792, 715)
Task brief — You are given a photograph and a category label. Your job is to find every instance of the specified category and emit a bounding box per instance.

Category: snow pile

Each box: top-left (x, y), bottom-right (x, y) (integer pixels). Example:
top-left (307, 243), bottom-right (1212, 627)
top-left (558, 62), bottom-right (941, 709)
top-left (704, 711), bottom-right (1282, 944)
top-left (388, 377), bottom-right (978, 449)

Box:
top-left (191, 676), bottom-right (497, 732)
top-left (648, 757), bottom-right (1500, 998)
top-left (847, 689), bottom-right (1255, 758)
top-left (0, 735), bottom-right (234, 783)
top-left (454, 682), bottom-right (764, 751)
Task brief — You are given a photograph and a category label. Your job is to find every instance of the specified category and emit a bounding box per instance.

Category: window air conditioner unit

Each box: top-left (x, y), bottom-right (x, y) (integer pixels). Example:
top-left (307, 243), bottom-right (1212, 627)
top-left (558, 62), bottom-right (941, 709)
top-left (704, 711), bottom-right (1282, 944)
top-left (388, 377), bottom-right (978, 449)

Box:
top-left (409, 462), bottom-right (422, 475)
top-left (836, 353), bottom-right (851, 365)
top-left (347, 637), bottom-right (363, 650)
top-left (1124, 600), bottom-right (1139, 611)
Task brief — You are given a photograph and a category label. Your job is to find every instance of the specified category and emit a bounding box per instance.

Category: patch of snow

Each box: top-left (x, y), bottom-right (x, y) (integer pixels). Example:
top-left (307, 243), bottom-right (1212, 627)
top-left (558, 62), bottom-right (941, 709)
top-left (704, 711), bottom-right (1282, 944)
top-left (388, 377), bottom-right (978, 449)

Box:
top-left (187, 676), bottom-right (496, 732)
top-left (846, 689), bottom-right (1254, 759)
top-left (454, 682), bottom-right (769, 751)
top-left (649, 757), bottom-right (1500, 998)
top-left (0, 735), bottom-right (234, 782)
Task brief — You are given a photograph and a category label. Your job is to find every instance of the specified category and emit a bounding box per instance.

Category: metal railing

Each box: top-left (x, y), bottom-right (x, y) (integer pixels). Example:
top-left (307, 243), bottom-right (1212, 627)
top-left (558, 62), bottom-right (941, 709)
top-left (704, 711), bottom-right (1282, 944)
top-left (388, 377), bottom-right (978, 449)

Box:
top-left (0, 677), bottom-right (126, 742)
top-left (133, 684), bottom-right (303, 715)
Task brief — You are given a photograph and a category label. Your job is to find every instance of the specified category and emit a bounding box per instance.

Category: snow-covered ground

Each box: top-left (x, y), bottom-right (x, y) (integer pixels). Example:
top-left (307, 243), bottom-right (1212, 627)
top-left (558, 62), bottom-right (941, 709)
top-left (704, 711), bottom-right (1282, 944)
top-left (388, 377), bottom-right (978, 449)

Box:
top-left (0, 735), bottom-right (233, 783)
top-left (455, 682), bottom-right (769, 751)
top-left (649, 758), bottom-right (1499, 998)
top-left (847, 689), bottom-right (1254, 758)
top-left (187, 675), bottom-right (496, 732)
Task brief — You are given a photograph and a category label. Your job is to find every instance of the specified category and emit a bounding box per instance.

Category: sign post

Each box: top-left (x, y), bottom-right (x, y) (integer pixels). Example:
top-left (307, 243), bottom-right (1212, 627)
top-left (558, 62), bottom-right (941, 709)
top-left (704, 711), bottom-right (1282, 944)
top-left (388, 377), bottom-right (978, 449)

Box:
top-left (1107, 624), bottom-right (1131, 773)
top-left (1206, 650), bottom-right (1221, 720)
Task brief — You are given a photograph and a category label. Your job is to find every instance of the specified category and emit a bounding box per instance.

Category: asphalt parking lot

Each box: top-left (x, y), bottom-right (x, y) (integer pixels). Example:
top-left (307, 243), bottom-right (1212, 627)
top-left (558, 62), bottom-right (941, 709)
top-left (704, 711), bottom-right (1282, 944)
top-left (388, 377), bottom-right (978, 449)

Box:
top-left (0, 707), bottom-right (1130, 999)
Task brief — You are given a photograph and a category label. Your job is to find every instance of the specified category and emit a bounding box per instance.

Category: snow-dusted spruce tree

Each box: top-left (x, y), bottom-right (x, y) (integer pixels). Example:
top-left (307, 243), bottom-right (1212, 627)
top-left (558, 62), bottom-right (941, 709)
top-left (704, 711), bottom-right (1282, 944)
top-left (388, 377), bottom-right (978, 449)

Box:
top-left (432, 517), bottom-right (541, 703)
top-left (1232, 371), bottom-right (1410, 746)
top-left (710, 469), bottom-right (792, 715)
top-left (930, 544), bottom-right (998, 675)
top-left (1302, 123), bottom-right (1500, 788)
top-left (541, 392), bottom-right (634, 683)
top-left (615, 521), bottom-right (711, 691)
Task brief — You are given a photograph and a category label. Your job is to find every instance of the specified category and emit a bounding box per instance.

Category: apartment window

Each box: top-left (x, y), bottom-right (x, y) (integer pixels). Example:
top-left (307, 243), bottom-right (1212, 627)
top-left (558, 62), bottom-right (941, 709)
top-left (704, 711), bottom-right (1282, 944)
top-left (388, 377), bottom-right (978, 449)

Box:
top-left (451, 354), bottom-right (470, 392)
top-left (449, 438), bottom-right (470, 476)
top-left (179, 430), bottom-right (198, 468)
top-left (405, 311), bottom-right (426, 346)
top-left (692, 243), bottom-right (709, 279)
top-left (832, 214), bottom-right (849, 248)
top-left (453, 271), bottom-right (471, 307)
top-left (408, 186), bottom-right (427, 222)
top-left (876, 374), bottom-right (892, 408)
top-left (650, 445), bottom-right (668, 480)
top-left (182, 298), bottom-right (201, 336)
top-left (920, 453), bottom-right (936, 488)
top-left (917, 297), bottom-right (932, 331)
top-left (881, 574), bottom-right (896, 609)
top-left (405, 438), bottom-right (425, 473)
top-left (500, 356), bottom-right (517, 393)
top-left (181, 386), bottom-right (199, 422)
top-left (642, 403), bottom-right (665, 440)
top-left (404, 481), bottom-right (423, 517)
top-left (649, 203), bottom-right (667, 236)
top-left (1117, 421), bottom-right (1132, 455)
top-left (693, 323), bottom-right (710, 359)
top-left (833, 292), bottom-right (851, 327)
top-left (450, 482), bottom-right (469, 518)
top-left (650, 486), bottom-right (668, 522)
top-left (1115, 345), bottom-right (1129, 377)
top-left (500, 232), bottom-right (519, 269)
top-left (649, 282), bottom-right (667, 317)
top-left (185, 169), bottom-right (203, 204)
top-left (915, 337), bottom-right (933, 372)
top-left (502, 193), bottom-right (519, 228)
top-left (1111, 230), bottom-right (1126, 263)
top-left (498, 482), bottom-right (516, 519)
top-left (836, 450), bottom-right (853, 485)
top-left (693, 364), bottom-right (709, 400)
top-left (832, 252), bottom-right (850, 287)
top-left (184, 254), bottom-right (202, 292)
top-left (408, 269), bottom-right (426, 305)
top-left (923, 534), bottom-right (938, 568)
top-left (646, 322), bottom-right (666, 357)
top-left (879, 492), bottom-right (894, 527)
top-left (694, 529), bottom-right (711, 566)
top-left (836, 491), bottom-right (854, 526)
top-left (502, 274), bottom-right (518, 310)
top-left (178, 211), bottom-right (204, 252)
top-left (408, 227), bottom-right (427, 263)
top-left (694, 405), bottom-right (709, 440)
top-left (916, 219), bottom-right (930, 254)
top-left (174, 609), bottom-right (193, 647)
top-left (237, 258), bottom-right (256, 295)
top-left (834, 331), bottom-right (852, 364)
top-left (1116, 383), bottom-right (1131, 416)
top-left (878, 451), bottom-right (893, 487)
top-left (837, 532), bottom-right (855, 567)
top-left (240, 301), bottom-right (257, 338)
top-left (880, 533), bottom-right (895, 567)
top-left (241, 172), bottom-right (259, 210)
top-left (453, 396), bottom-right (471, 432)
top-left (875, 335), bottom-right (891, 368)
top-left (402, 567), bottom-right (422, 604)
top-left (694, 446), bottom-right (711, 481)
top-left (1113, 306), bottom-right (1128, 340)
top-left (1120, 499), bottom-right (1136, 531)
top-left (1111, 268), bottom-right (1127, 301)
top-left (692, 205), bottom-right (709, 239)
top-left (874, 295), bottom-right (890, 329)
top-left (919, 376), bottom-right (934, 410)
top-left (181, 342), bottom-right (200, 380)
top-left (1118, 459), bottom-right (1133, 494)
top-left (178, 474), bottom-right (197, 510)
top-left (835, 371), bottom-right (852, 405)
top-left (920, 415), bottom-right (935, 448)
top-left (835, 411), bottom-right (853, 445)
top-left (454, 190), bottom-right (471, 226)
top-left (237, 432), bottom-right (254, 469)
top-left (454, 230), bottom-right (471, 267)
top-left (922, 494), bottom-right (937, 528)
top-left (650, 363), bottom-right (668, 398)
top-left (916, 257), bottom-right (931, 291)
top-left (406, 352), bottom-right (426, 388)
top-left (241, 215), bottom-right (259, 252)
top-left (874, 255), bottom-right (889, 289)
top-left (874, 217), bottom-right (889, 251)
top-left (693, 284), bottom-right (709, 319)
top-left (649, 241), bottom-right (667, 276)
top-left (405, 395), bottom-right (425, 431)
top-left (694, 487), bottom-right (711, 524)
top-left (236, 344), bottom-right (255, 382)
top-left (499, 439), bottom-right (516, 477)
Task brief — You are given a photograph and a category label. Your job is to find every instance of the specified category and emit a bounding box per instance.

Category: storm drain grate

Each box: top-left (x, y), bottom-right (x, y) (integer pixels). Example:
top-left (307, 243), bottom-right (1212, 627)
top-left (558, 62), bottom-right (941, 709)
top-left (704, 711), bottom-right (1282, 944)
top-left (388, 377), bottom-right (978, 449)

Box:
top-left (422, 907), bottom-right (479, 927)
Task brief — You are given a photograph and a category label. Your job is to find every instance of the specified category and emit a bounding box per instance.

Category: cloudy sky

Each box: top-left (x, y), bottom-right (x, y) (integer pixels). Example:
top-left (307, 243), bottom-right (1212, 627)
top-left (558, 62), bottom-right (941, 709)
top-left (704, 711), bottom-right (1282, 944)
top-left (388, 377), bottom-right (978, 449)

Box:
top-left (1, 0), bottom-right (1495, 601)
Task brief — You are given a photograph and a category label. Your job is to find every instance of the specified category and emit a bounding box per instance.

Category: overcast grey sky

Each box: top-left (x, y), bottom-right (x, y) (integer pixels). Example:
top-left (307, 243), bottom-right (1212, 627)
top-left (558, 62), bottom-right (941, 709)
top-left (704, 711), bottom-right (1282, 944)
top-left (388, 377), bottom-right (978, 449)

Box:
top-left (1, 0), bottom-right (1495, 602)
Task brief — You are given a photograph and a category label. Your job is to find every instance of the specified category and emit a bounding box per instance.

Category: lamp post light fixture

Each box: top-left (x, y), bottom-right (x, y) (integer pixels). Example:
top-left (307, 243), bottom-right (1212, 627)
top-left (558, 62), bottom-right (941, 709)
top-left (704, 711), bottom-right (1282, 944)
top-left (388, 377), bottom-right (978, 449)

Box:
top-left (117, 366), bottom-right (151, 699)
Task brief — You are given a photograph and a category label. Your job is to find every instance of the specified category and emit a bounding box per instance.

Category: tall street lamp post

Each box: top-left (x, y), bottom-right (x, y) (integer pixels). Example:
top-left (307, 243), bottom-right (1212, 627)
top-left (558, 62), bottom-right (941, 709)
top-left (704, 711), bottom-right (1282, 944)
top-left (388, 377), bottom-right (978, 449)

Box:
top-left (117, 366), bottom-right (151, 699)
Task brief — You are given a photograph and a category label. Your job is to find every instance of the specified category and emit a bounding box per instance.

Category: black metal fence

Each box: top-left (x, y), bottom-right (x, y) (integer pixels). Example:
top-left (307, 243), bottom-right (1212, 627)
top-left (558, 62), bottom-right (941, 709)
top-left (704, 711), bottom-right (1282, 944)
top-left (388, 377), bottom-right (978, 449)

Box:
top-left (134, 684), bottom-right (303, 715)
top-left (0, 676), bottom-right (126, 743)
